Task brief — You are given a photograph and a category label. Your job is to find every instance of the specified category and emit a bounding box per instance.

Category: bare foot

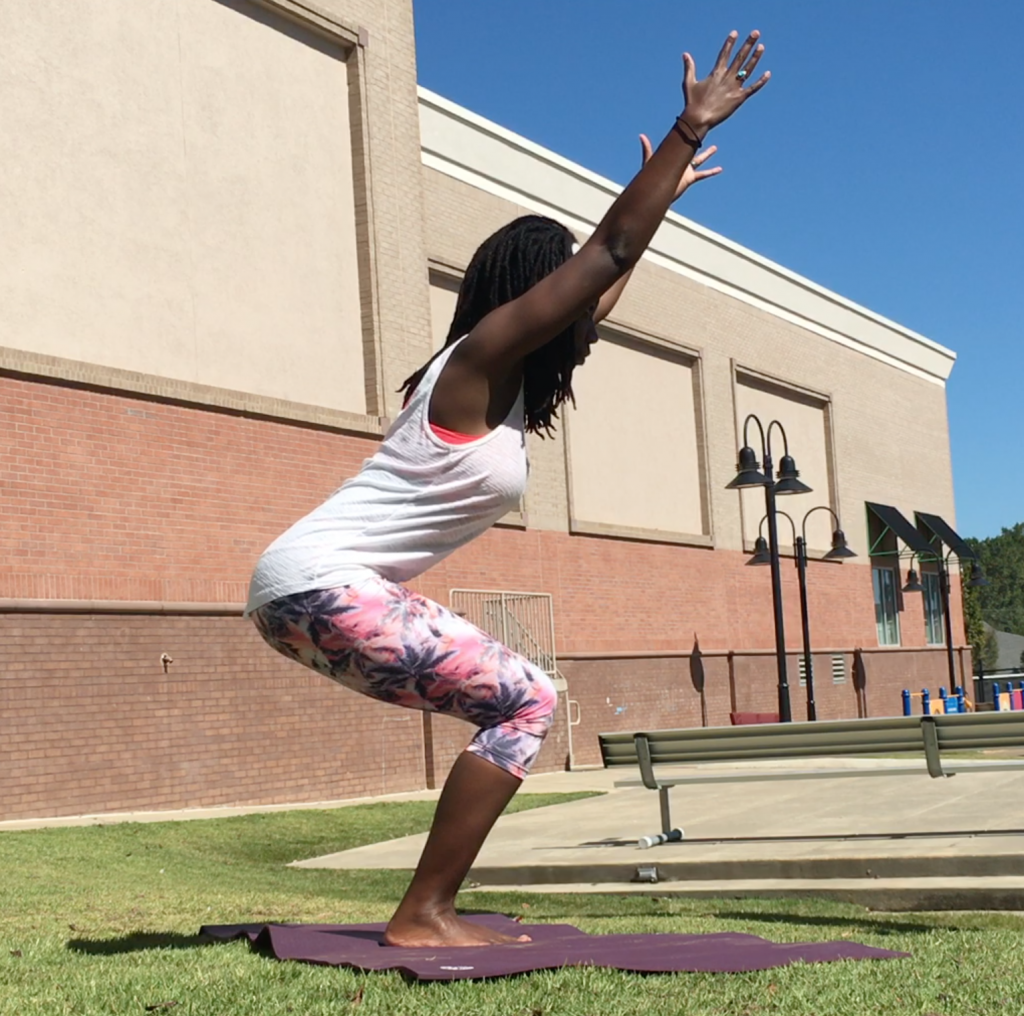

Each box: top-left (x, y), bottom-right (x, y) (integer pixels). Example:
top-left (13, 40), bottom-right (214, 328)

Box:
top-left (384, 910), bottom-right (531, 948)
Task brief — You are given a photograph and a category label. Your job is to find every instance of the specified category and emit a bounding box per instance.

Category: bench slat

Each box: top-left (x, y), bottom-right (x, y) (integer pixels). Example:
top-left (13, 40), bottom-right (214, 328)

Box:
top-left (602, 742), bottom-right (924, 765)
top-left (642, 728), bottom-right (926, 755)
top-left (600, 715), bottom-right (921, 744)
top-left (934, 736), bottom-right (1024, 750)
top-left (613, 758), bottom-right (1024, 787)
top-left (634, 740), bottom-right (931, 765)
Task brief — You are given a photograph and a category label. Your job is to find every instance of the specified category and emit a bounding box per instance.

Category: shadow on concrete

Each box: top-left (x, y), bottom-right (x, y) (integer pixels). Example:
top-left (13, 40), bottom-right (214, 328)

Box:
top-left (572, 828), bottom-right (1024, 849)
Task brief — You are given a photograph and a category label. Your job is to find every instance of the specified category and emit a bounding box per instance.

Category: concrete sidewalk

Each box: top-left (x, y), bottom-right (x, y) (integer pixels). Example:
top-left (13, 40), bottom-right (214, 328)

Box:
top-left (295, 760), bottom-right (1024, 909)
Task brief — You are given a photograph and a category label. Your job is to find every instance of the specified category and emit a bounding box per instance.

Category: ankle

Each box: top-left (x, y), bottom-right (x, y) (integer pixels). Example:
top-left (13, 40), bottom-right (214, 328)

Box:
top-left (390, 897), bottom-right (456, 925)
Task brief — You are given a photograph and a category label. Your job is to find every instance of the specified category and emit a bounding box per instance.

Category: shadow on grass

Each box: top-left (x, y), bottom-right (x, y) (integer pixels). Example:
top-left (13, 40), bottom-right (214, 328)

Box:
top-left (458, 901), bottom-right (952, 936)
top-left (714, 911), bottom-right (952, 934)
top-left (67, 932), bottom-right (218, 956)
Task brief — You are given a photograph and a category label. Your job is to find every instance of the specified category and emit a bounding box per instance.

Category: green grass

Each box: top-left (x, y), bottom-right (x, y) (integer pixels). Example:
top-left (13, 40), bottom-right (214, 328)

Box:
top-left (2, 792), bottom-right (1024, 1015)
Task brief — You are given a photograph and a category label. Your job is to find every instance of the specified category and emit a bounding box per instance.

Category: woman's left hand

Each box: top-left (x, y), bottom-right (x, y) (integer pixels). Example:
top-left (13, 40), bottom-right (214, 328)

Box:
top-left (592, 135), bottom-right (721, 324)
top-left (640, 134), bottom-right (721, 200)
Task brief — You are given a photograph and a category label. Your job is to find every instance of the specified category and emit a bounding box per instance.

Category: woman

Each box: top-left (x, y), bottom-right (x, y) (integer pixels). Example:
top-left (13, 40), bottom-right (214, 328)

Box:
top-left (245, 30), bottom-right (769, 947)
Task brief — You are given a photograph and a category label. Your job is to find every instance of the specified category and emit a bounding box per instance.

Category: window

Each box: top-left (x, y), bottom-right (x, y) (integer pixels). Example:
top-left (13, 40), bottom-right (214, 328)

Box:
top-left (873, 566), bottom-right (901, 646)
top-left (923, 572), bottom-right (945, 645)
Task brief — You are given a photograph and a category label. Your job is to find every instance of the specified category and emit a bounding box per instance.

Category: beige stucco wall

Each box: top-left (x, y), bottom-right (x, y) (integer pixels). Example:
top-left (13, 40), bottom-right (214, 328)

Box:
top-left (0, 2), bottom-right (957, 565)
top-left (1, 0), bottom-right (429, 427)
top-left (568, 332), bottom-right (705, 540)
top-left (420, 166), bottom-right (957, 563)
top-left (428, 271), bottom-right (460, 350)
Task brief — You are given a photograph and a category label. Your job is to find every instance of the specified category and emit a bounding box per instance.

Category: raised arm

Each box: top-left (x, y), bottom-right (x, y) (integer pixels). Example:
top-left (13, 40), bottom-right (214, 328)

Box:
top-left (464, 30), bottom-right (768, 367)
top-left (594, 137), bottom-right (722, 324)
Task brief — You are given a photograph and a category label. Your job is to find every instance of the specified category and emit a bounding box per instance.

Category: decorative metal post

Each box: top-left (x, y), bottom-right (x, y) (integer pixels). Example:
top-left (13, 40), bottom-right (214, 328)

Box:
top-left (937, 555), bottom-right (958, 693)
top-left (727, 416), bottom-right (814, 724)
top-left (761, 456), bottom-right (792, 723)
top-left (795, 535), bottom-right (816, 721)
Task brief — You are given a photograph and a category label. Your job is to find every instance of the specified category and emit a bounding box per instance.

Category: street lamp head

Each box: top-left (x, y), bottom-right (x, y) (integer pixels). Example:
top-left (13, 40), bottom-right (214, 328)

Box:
top-left (824, 528), bottom-right (857, 560)
top-left (726, 446), bottom-right (769, 489)
top-left (968, 563), bottom-right (990, 588)
top-left (903, 568), bottom-right (924, 593)
top-left (748, 535), bottom-right (771, 565)
top-left (774, 454), bottom-right (813, 496)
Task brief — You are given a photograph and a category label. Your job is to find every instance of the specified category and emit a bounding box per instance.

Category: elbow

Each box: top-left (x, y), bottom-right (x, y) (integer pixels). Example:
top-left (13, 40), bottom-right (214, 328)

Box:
top-left (603, 234), bottom-right (635, 276)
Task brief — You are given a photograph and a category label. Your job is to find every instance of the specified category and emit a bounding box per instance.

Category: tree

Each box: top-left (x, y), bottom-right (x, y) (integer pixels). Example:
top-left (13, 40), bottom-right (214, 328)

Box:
top-left (966, 523), bottom-right (1024, 638)
top-left (981, 626), bottom-right (999, 672)
top-left (963, 571), bottom-right (998, 673)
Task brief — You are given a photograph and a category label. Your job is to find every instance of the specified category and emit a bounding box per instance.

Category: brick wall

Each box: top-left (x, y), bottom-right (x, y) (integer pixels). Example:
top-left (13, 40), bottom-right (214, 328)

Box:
top-left (561, 646), bottom-right (969, 768)
top-left (0, 609), bottom-right (573, 821)
top-left (0, 613), bottom-right (427, 820)
top-left (1, 374), bottom-right (966, 820)
top-left (0, 374), bottom-right (377, 603)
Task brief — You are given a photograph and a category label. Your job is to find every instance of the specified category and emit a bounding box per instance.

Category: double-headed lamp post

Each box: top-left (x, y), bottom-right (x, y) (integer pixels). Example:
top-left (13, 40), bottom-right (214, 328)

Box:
top-left (750, 507), bottom-right (857, 720)
top-left (727, 415), bottom-right (812, 723)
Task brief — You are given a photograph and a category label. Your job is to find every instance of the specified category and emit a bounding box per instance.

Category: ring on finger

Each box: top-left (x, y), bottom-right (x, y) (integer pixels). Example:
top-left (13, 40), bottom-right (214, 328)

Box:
top-left (737, 68), bottom-right (748, 81)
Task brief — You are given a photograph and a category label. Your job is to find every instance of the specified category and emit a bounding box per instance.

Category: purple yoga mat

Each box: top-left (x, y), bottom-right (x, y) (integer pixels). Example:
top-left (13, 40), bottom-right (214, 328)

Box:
top-left (199, 913), bottom-right (908, 981)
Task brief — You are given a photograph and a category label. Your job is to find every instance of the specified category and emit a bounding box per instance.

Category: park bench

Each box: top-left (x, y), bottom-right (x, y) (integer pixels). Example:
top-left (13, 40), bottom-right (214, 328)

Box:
top-left (599, 712), bottom-right (1024, 848)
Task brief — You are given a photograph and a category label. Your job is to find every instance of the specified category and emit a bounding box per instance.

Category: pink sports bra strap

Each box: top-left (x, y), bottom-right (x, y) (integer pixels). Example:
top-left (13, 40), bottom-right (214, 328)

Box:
top-left (430, 422), bottom-right (482, 445)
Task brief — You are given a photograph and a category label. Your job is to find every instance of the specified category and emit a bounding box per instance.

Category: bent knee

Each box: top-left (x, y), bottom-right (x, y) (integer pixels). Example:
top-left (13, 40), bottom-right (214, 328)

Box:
top-left (515, 668), bottom-right (558, 736)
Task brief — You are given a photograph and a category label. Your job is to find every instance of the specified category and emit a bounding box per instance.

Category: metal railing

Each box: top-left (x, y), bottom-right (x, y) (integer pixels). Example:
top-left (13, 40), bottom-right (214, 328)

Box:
top-left (450, 589), bottom-right (557, 676)
top-left (975, 672), bottom-right (1024, 706)
top-left (449, 588), bottom-right (582, 768)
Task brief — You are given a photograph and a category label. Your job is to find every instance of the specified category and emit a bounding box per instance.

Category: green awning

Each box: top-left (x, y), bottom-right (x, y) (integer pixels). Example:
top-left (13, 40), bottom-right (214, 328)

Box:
top-left (866, 502), bottom-right (935, 556)
top-left (915, 512), bottom-right (977, 561)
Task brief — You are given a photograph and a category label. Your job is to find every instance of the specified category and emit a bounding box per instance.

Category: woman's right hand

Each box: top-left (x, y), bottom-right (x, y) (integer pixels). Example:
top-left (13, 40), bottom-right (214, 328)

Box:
top-left (681, 30), bottom-right (770, 134)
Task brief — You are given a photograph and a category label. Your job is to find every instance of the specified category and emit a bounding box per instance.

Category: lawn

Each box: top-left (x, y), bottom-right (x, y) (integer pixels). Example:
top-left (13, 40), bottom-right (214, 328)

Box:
top-left (2, 793), bottom-right (1024, 1015)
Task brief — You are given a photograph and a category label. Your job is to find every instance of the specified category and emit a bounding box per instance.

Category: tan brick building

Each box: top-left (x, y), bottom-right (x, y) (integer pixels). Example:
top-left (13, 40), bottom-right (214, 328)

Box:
top-left (0, 0), bottom-right (966, 821)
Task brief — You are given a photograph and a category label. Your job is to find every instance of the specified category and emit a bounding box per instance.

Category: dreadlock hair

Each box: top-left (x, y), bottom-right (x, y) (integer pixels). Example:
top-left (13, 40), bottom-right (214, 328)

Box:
top-left (400, 215), bottom-right (579, 436)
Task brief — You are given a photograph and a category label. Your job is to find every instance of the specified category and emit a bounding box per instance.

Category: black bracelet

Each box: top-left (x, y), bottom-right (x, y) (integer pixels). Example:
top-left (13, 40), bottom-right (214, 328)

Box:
top-left (673, 116), bottom-right (703, 150)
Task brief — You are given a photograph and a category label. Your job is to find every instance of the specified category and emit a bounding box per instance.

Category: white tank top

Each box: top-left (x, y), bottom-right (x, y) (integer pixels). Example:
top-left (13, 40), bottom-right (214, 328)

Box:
top-left (244, 338), bottom-right (528, 616)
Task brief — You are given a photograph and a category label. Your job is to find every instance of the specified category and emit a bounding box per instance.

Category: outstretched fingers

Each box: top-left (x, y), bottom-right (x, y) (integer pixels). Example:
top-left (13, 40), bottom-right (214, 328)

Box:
top-left (728, 30), bottom-right (761, 76)
top-left (740, 43), bottom-right (766, 81)
top-left (713, 30), bottom-right (739, 73)
top-left (692, 145), bottom-right (721, 175)
top-left (741, 69), bottom-right (772, 100)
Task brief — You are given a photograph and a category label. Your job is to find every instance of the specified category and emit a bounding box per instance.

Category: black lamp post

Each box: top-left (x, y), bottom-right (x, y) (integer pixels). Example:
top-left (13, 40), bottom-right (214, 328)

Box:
top-left (727, 415), bottom-right (812, 723)
top-left (932, 551), bottom-right (988, 692)
top-left (751, 507), bottom-right (856, 720)
top-left (903, 549), bottom-right (988, 691)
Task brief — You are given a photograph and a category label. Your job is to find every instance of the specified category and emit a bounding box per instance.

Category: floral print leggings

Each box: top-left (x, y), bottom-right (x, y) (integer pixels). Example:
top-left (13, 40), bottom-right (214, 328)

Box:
top-left (252, 575), bottom-right (558, 781)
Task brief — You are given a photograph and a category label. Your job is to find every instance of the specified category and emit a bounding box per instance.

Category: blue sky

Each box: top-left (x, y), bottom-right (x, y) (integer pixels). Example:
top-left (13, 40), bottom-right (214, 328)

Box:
top-left (414, 0), bottom-right (1023, 541)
